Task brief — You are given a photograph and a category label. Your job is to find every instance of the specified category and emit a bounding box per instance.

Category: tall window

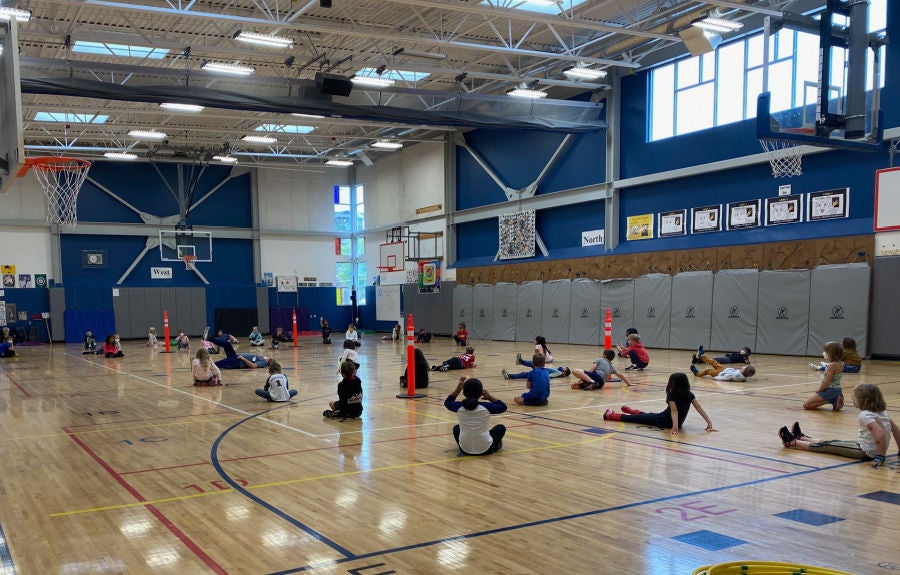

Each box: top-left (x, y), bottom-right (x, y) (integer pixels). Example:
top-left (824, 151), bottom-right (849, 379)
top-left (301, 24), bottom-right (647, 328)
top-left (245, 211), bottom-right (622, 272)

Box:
top-left (335, 184), bottom-right (366, 305)
top-left (650, 0), bottom-right (886, 140)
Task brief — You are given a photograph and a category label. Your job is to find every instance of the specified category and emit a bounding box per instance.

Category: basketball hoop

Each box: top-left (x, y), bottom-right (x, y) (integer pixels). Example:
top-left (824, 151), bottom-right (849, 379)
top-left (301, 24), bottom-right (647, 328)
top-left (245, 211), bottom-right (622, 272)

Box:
top-left (759, 128), bottom-right (815, 179)
top-left (182, 255), bottom-right (197, 271)
top-left (25, 157), bottom-right (92, 228)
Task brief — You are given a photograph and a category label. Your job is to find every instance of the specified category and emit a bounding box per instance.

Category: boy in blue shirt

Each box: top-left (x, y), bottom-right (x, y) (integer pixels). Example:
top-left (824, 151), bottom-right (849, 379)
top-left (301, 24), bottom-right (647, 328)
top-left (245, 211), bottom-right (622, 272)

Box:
top-left (514, 353), bottom-right (551, 406)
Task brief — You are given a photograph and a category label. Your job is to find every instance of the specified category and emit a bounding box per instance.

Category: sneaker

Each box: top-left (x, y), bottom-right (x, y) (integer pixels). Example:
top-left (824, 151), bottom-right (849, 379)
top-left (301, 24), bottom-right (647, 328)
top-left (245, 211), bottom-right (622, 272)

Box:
top-left (778, 426), bottom-right (795, 447)
top-left (690, 365), bottom-right (699, 375)
top-left (691, 354), bottom-right (699, 364)
top-left (571, 383), bottom-right (582, 389)
top-left (603, 408), bottom-right (615, 421)
top-left (791, 421), bottom-right (810, 441)
top-left (622, 405), bottom-right (641, 415)
top-left (439, 366), bottom-right (449, 372)
top-left (516, 352), bottom-right (523, 365)
top-left (502, 369), bottom-right (510, 380)
top-left (808, 363), bottom-right (821, 370)
top-left (833, 394), bottom-right (844, 411)
top-left (322, 410), bottom-right (334, 418)
top-left (624, 365), bottom-right (636, 370)
top-left (698, 345), bottom-right (705, 357)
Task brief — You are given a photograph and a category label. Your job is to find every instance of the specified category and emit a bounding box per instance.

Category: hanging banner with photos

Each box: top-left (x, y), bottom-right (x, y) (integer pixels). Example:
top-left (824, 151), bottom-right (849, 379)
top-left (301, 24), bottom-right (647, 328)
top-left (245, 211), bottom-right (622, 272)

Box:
top-left (626, 213), bottom-right (654, 240)
top-left (726, 199), bottom-right (761, 230)
top-left (691, 204), bottom-right (722, 234)
top-left (766, 194), bottom-right (803, 226)
top-left (808, 188), bottom-right (849, 221)
top-left (498, 210), bottom-right (536, 260)
top-left (658, 209), bottom-right (687, 237)
top-left (418, 260), bottom-right (441, 294)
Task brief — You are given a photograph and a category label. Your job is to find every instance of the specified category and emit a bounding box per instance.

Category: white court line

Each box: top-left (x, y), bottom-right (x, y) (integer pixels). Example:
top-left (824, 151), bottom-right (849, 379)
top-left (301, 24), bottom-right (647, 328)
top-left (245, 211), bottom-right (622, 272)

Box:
top-left (68, 352), bottom-right (323, 439)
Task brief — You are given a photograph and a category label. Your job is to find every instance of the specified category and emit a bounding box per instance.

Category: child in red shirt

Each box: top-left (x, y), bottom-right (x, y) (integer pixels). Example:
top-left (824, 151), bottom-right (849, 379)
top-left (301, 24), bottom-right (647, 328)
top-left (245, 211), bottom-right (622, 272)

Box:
top-left (432, 346), bottom-right (476, 372)
top-left (453, 322), bottom-right (468, 346)
top-left (617, 334), bottom-right (649, 370)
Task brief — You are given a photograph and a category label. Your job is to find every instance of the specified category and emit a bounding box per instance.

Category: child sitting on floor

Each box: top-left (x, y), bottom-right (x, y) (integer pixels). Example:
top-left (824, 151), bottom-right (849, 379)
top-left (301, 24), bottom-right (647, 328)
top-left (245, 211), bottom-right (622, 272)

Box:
top-left (690, 352), bottom-right (755, 381)
top-left (810, 337), bottom-right (861, 374)
top-left (513, 353), bottom-right (551, 406)
top-left (323, 361), bottom-right (363, 419)
top-left (431, 346), bottom-right (476, 372)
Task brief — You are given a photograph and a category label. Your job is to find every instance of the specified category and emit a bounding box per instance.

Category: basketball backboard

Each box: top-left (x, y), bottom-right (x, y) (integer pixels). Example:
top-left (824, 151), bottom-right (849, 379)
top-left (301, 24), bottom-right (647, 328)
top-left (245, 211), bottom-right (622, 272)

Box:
top-left (159, 230), bottom-right (213, 262)
top-left (0, 20), bottom-right (25, 193)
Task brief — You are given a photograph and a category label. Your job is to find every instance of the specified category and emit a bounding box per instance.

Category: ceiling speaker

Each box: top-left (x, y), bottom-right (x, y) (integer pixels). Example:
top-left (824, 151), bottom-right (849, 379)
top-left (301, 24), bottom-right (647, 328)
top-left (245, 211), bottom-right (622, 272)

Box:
top-left (315, 72), bottom-right (353, 97)
top-left (678, 27), bottom-right (722, 56)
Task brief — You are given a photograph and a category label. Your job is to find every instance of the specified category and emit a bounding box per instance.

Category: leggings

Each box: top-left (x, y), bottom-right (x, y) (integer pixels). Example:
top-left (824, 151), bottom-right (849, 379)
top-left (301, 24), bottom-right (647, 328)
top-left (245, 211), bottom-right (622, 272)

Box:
top-left (696, 354), bottom-right (724, 377)
top-left (453, 424), bottom-right (506, 455)
top-left (620, 412), bottom-right (671, 428)
top-left (808, 440), bottom-right (870, 460)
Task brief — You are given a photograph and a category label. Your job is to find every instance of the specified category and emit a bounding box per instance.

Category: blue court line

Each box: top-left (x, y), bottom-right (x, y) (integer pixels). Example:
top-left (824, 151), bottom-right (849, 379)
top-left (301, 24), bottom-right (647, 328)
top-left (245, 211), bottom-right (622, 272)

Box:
top-left (0, 517), bottom-right (17, 575)
top-left (210, 406), bottom-right (356, 559)
top-left (267, 458), bottom-right (866, 574)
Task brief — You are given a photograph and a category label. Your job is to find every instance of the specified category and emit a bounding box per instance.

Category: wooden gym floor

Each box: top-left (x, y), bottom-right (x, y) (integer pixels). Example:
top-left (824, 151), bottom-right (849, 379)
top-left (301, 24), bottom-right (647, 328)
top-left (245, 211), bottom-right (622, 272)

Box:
top-left (0, 335), bottom-right (897, 574)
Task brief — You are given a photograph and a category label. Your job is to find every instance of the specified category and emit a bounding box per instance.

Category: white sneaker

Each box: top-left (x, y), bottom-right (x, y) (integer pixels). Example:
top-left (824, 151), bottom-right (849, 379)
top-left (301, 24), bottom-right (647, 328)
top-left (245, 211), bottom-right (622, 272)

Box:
top-left (439, 366), bottom-right (448, 372)
top-left (808, 363), bottom-right (820, 370)
top-left (502, 369), bottom-right (509, 380)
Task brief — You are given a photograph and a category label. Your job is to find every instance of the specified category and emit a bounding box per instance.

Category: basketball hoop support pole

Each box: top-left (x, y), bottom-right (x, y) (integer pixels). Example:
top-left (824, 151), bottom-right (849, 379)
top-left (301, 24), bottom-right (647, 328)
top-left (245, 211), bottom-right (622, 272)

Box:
top-left (397, 314), bottom-right (426, 399)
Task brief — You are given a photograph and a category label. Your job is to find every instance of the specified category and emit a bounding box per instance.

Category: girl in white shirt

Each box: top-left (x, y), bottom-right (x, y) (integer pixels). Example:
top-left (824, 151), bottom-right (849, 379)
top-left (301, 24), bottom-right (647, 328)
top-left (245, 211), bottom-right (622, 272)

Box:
top-left (338, 339), bottom-right (361, 373)
top-left (345, 324), bottom-right (362, 347)
top-left (192, 348), bottom-right (222, 386)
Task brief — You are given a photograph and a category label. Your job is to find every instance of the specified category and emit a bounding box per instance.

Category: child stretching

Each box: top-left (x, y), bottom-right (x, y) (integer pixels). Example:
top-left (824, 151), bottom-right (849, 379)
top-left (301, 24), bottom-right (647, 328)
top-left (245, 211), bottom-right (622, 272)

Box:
top-left (338, 339), bottom-right (361, 371)
top-left (503, 364), bottom-right (570, 380)
top-left (82, 330), bottom-right (97, 354)
top-left (444, 377), bottom-right (506, 455)
top-left (516, 336), bottom-right (553, 365)
top-left (617, 333), bottom-right (649, 370)
top-left (803, 341), bottom-right (844, 411)
top-left (513, 353), bottom-right (550, 406)
top-left (102, 334), bottom-right (124, 358)
top-left (571, 349), bottom-right (631, 389)
top-left (690, 354), bottom-right (755, 381)
top-left (192, 348), bottom-right (222, 386)
top-left (431, 346), bottom-right (476, 372)
top-left (0, 337), bottom-right (16, 358)
top-left (175, 330), bottom-right (190, 351)
top-left (779, 384), bottom-right (900, 468)
top-left (604, 372), bottom-right (716, 437)
top-left (255, 360), bottom-right (297, 401)
top-left (810, 337), bottom-right (861, 374)
top-left (323, 361), bottom-right (363, 419)
top-left (692, 345), bottom-right (751, 365)
top-left (146, 327), bottom-right (159, 348)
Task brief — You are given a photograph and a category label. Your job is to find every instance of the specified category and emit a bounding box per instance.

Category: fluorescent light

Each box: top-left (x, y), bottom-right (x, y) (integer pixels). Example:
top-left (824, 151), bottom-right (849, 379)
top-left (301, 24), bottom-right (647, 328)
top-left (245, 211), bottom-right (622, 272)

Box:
top-left (160, 102), bottom-right (204, 112)
top-left (128, 130), bottom-right (167, 140)
top-left (523, 0), bottom-right (558, 6)
top-left (242, 135), bottom-right (277, 144)
top-left (201, 61), bottom-right (255, 75)
top-left (563, 65), bottom-right (607, 79)
top-left (351, 76), bottom-right (395, 88)
top-left (292, 113), bottom-right (326, 119)
top-left (371, 141), bottom-right (403, 150)
top-left (392, 47), bottom-right (447, 61)
top-left (506, 87), bottom-right (548, 99)
top-left (233, 30), bottom-right (293, 48)
top-left (104, 152), bottom-right (138, 160)
top-left (212, 155), bottom-right (238, 163)
top-left (0, 7), bottom-right (32, 22)
top-left (326, 159), bottom-right (354, 166)
top-left (692, 17), bottom-right (743, 33)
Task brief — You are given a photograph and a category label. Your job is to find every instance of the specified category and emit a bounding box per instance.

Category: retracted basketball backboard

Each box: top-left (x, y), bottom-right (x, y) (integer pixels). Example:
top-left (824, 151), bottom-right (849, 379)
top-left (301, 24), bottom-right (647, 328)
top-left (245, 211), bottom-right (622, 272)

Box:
top-left (0, 20), bottom-right (25, 193)
top-left (159, 230), bottom-right (213, 263)
top-left (379, 241), bottom-right (405, 272)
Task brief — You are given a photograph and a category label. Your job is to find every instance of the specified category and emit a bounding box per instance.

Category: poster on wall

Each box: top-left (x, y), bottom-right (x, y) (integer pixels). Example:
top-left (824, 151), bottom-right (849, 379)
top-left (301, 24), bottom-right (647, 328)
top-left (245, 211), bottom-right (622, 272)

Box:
top-left (765, 194), bottom-right (803, 226)
top-left (498, 210), bottom-right (536, 259)
top-left (0, 301), bottom-right (5, 326)
top-left (691, 204), bottom-right (722, 234)
top-left (726, 200), bottom-right (761, 230)
top-left (34, 274), bottom-right (47, 288)
top-left (418, 260), bottom-right (441, 294)
top-left (1, 265), bottom-right (15, 275)
top-left (263, 273), bottom-right (274, 287)
top-left (18, 274), bottom-right (32, 288)
top-left (658, 209), bottom-right (687, 237)
top-left (277, 275), bottom-right (298, 293)
top-left (808, 188), bottom-right (849, 221)
top-left (2, 274), bottom-right (13, 288)
top-left (626, 213), bottom-right (654, 240)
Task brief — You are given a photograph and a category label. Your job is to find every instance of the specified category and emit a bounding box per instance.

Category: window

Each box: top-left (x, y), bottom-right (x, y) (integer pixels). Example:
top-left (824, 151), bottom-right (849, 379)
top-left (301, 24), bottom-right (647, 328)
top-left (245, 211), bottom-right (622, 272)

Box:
top-left (72, 41), bottom-right (169, 59)
top-left (650, 0), bottom-right (887, 141)
top-left (334, 184), bottom-right (367, 305)
top-left (334, 186), bottom-right (351, 232)
top-left (255, 124), bottom-right (315, 134)
top-left (34, 112), bottom-right (109, 124)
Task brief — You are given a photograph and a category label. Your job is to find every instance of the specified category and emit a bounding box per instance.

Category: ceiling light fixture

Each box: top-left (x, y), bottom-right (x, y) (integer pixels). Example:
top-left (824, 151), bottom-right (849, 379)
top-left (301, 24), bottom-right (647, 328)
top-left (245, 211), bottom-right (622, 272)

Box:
top-left (128, 130), bottom-right (167, 140)
top-left (392, 47), bottom-right (448, 61)
top-left (160, 102), bottom-right (204, 112)
top-left (506, 86), bottom-right (548, 99)
top-left (292, 113), bottom-right (326, 119)
top-left (233, 30), bottom-right (293, 48)
top-left (104, 152), bottom-right (138, 160)
top-left (242, 135), bottom-right (277, 144)
top-left (201, 61), bottom-right (255, 75)
top-left (523, 0), bottom-right (559, 6)
top-left (692, 17), bottom-right (744, 33)
top-left (371, 141), bottom-right (403, 150)
top-left (562, 65), bottom-right (607, 80)
top-left (212, 155), bottom-right (238, 163)
top-left (351, 75), bottom-right (395, 88)
top-left (326, 159), bottom-right (353, 166)
top-left (0, 7), bottom-right (32, 22)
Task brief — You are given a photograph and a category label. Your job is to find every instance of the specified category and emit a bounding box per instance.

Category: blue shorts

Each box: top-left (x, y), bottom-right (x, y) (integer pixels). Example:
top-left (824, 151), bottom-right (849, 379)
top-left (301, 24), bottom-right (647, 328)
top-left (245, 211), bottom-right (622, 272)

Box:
top-left (842, 364), bottom-right (861, 373)
top-left (818, 387), bottom-right (843, 405)
top-left (520, 393), bottom-right (548, 406)
top-left (586, 370), bottom-right (611, 384)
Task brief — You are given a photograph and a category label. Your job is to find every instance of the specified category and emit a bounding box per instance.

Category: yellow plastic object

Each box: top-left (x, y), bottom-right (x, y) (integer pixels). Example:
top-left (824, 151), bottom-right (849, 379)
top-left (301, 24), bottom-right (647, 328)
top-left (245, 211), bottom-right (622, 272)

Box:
top-left (692, 562), bottom-right (856, 575)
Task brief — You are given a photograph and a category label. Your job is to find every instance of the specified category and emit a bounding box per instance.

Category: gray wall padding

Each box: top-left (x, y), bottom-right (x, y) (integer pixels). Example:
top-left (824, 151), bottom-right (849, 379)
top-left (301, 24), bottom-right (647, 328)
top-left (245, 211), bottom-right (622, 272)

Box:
top-left (755, 270), bottom-right (810, 355)
top-left (806, 264), bottom-right (870, 356)
top-left (49, 287), bottom-right (66, 341)
top-left (569, 279), bottom-right (602, 345)
top-left (471, 284), bottom-right (495, 340)
top-left (256, 287), bottom-right (270, 333)
top-left (870, 256), bottom-right (900, 357)
top-left (669, 271), bottom-right (714, 350)
top-left (405, 281), bottom-right (454, 335)
top-left (540, 279), bottom-right (572, 344)
top-left (112, 287), bottom-right (207, 339)
top-left (492, 283), bottom-right (517, 341)
top-left (515, 281), bottom-right (543, 343)
top-left (600, 279), bottom-right (634, 345)
top-left (452, 284), bottom-right (473, 334)
top-left (634, 274), bottom-right (672, 349)
top-left (711, 269), bottom-right (759, 354)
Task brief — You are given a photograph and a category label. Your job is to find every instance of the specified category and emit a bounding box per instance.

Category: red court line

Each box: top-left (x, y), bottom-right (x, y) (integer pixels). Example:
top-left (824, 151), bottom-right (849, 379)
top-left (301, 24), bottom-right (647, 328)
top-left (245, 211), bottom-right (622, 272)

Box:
top-left (62, 426), bottom-right (228, 575)
top-left (1, 373), bottom-right (32, 398)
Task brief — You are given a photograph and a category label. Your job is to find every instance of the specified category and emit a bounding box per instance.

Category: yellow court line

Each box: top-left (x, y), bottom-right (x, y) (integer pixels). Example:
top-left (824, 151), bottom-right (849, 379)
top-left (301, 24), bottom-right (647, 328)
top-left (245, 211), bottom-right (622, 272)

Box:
top-left (49, 433), bottom-right (613, 518)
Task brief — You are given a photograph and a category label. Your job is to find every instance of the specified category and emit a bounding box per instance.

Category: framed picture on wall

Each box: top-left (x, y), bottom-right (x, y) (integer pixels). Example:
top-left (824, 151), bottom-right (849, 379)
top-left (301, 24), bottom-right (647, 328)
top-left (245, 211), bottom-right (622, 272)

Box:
top-left (277, 275), bottom-right (298, 293)
top-left (626, 213), bottom-right (654, 240)
top-left (808, 188), bottom-right (849, 221)
top-left (726, 199), bottom-right (761, 230)
top-left (691, 204), bottom-right (722, 234)
top-left (765, 194), bottom-right (803, 226)
top-left (658, 209), bottom-right (686, 237)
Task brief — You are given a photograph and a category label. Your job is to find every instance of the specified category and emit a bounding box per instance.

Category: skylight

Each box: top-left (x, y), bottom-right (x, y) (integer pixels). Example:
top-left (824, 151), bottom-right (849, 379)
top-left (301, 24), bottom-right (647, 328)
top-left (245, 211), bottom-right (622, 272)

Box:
top-left (483, 0), bottom-right (588, 15)
top-left (255, 124), bottom-right (315, 134)
top-left (355, 67), bottom-right (430, 82)
top-left (34, 112), bottom-right (109, 124)
top-left (72, 41), bottom-right (169, 59)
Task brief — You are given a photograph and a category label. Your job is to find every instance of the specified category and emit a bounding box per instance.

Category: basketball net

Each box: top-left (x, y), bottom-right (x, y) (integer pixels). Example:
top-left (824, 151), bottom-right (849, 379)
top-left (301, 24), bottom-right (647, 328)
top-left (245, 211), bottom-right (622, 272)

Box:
top-left (182, 255), bottom-right (197, 271)
top-left (759, 138), bottom-right (804, 178)
top-left (28, 157), bottom-right (92, 228)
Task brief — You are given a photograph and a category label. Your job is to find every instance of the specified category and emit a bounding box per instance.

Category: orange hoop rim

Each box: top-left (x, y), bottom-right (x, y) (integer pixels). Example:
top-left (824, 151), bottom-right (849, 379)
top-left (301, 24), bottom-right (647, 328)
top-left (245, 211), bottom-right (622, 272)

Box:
top-left (182, 255), bottom-right (197, 263)
top-left (24, 156), bottom-right (93, 173)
